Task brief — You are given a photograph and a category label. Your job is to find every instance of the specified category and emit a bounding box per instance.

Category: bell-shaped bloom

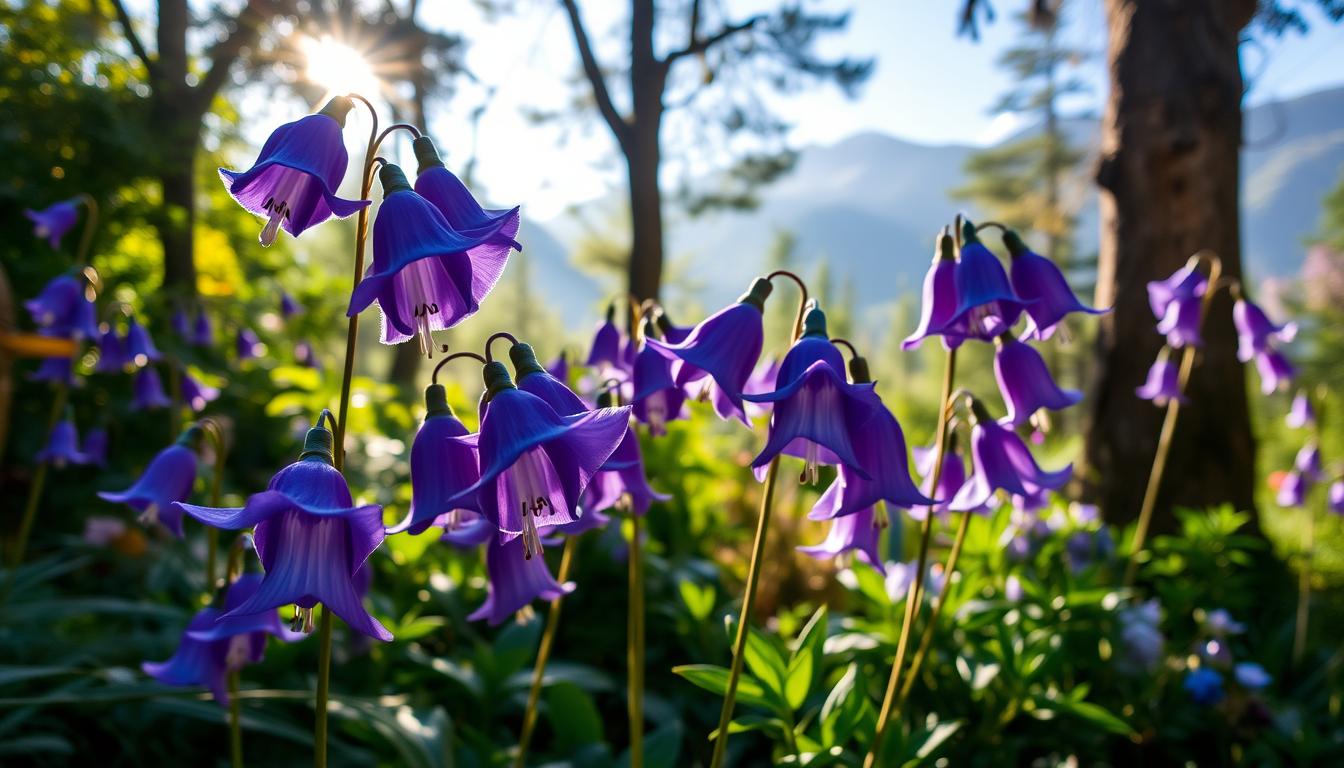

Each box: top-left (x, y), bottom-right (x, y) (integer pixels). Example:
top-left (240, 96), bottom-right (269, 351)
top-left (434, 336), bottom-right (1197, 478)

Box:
top-left (1253, 349), bottom-right (1294, 395)
top-left (908, 439), bottom-right (970, 522)
top-left (799, 506), bottom-right (884, 571)
top-left (510, 343), bottom-right (590, 417)
top-left (743, 308), bottom-right (879, 483)
top-left (236, 328), bottom-right (264, 361)
top-left (1328, 480), bottom-right (1344, 516)
top-left (181, 372), bottom-right (220, 412)
top-left (172, 307), bottom-right (191, 339)
top-left (655, 312), bottom-right (693, 345)
top-left (24, 200), bottom-right (80, 249)
top-left (447, 363), bottom-right (630, 557)
top-left (99, 428), bottom-right (200, 537)
top-left (993, 334), bottom-right (1081, 426)
top-left (585, 304), bottom-right (625, 370)
top-left (1234, 662), bottom-right (1271, 691)
top-left (36, 417), bottom-right (90, 467)
top-left (808, 402), bottom-right (932, 521)
top-left (743, 356), bottom-right (781, 419)
top-left (1203, 608), bottom-right (1245, 637)
top-left (646, 278), bottom-right (770, 425)
top-left (30, 355), bottom-right (77, 386)
top-left (280, 291), bottom-right (303, 318)
top-left (218, 97), bottom-right (368, 246)
top-left (347, 164), bottom-right (510, 354)
top-left (193, 310), bottom-right (213, 347)
top-left (1156, 294), bottom-right (1204, 348)
top-left (631, 333), bottom-right (687, 435)
top-left (1286, 391), bottom-right (1315, 429)
top-left (1147, 263), bottom-right (1207, 321)
top-left (25, 274), bottom-right (97, 338)
top-left (1183, 668), bottom-right (1225, 705)
top-left (294, 340), bottom-right (321, 370)
top-left (902, 230), bottom-right (961, 350)
top-left (125, 316), bottom-right (162, 366)
top-left (1294, 442), bottom-right (1323, 482)
top-left (584, 425), bottom-right (669, 516)
top-left (390, 385), bottom-right (482, 537)
top-left (469, 534), bottom-right (574, 626)
top-left (1003, 231), bottom-right (1107, 340)
top-left (1118, 599), bottom-right (1164, 674)
top-left (1275, 470), bottom-right (1307, 508)
top-left (413, 135), bottom-right (522, 270)
top-left (949, 399), bottom-right (1073, 511)
top-left (94, 326), bottom-right (128, 373)
top-left (547, 352), bottom-right (569, 383)
top-left (938, 224), bottom-right (1031, 342)
top-left (143, 574), bottom-right (301, 705)
top-left (175, 421), bottom-right (391, 641)
top-left (82, 426), bottom-right (108, 468)
top-left (132, 367), bottom-right (171, 411)
top-left (1136, 351), bottom-right (1186, 405)
top-left (1233, 298), bottom-right (1296, 362)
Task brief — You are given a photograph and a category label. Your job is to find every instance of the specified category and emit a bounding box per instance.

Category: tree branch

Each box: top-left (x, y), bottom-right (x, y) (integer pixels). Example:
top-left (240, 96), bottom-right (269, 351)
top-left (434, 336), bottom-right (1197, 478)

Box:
top-left (664, 14), bottom-right (763, 66)
top-left (686, 0), bottom-right (702, 50)
top-left (194, 0), bottom-right (287, 111)
top-left (107, 0), bottom-right (156, 77)
top-left (559, 0), bottom-right (629, 148)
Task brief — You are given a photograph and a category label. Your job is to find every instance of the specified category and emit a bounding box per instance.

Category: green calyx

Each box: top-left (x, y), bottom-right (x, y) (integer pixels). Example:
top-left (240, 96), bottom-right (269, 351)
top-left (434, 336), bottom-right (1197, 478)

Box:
top-left (1002, 230), bottom-right (1030, 258)
top-left (175, 424), bottom-right (205, 449)
top-left (379, 163), bottom-right (413, 197)
top-left (801, 305), bottom-right (828, 338)
top-left (640, 317), bottom-right (660, 341)
top-left (961, 219), bottom-right (981, 246)
top-left (299, 422), bottom-right (335, 464)
top-left (655, 313), bottom-right (676, 338)
top-left (424, 384), bottom-right (455, 419)
top-left (605, 303), bottom-right (617, 323)
top-left (509, 343), bottom-right (546, 381)
top-left (937, 228), bottom-right (956, 262)
top-left (737, 277), bottom-right (774, 312)
top-left (413, 136), bottom-right (445, 175)
top-left (848, 355), bottom-right (871, 384)
top-left (317, 96), bottom-right (355, 127)
top-left (968, 396), bottom-right (993, 425)
top-left (596, 389), bottom-right (618, 408)
top-left (482, 361), bottom-right (516, 402)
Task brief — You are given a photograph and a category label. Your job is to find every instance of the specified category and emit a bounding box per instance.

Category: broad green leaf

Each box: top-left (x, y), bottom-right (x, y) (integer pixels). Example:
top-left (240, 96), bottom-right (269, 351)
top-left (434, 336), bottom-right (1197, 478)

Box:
top-left (820, 664), bottom-right (863, 748)
top-left (672, 664), bottom-right (773, 710)
top-left (620, 721), bottom-right (683, 768)
top-left (744, 629), bottom-right (789, 704)
top-left (546, 682), bottom-right (604, 751)
top-left (680, 580), bottom-right (715, 622)
top-left (784, 649), bottom-right (813, 710)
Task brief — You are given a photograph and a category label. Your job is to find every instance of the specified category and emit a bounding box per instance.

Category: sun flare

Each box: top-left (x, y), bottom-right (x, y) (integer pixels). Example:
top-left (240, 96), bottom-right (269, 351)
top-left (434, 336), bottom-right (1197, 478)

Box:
top-left (300, 35), bottom-right (379, 96)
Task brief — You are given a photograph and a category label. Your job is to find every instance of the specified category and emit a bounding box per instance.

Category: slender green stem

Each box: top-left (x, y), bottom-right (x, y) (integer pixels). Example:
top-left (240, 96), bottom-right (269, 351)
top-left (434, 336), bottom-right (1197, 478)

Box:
top-left (865, 346), bottom-right (957, 768)
top-left (73, 194), bottom-right (99, 267)
top-left (12, 383), bottom-right (69, 567)
top-left (898, 508), bottom-right (973, 704)
top-left (514, 536), bottom-right (577, 768)
top-left (628, 512), bottom-right (645, 768)
top-left (1293, 502), bottom-right (1315, 667)
top-left (314, 607), bottom-right (333, 768)
top-left (229, 671), bottom-right (243, 768)
top-left (709, 456), bottom-right (781, 768)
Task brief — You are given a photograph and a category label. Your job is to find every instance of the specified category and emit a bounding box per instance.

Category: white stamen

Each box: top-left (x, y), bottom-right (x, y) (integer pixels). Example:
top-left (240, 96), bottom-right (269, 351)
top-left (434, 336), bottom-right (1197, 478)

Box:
top-left (257, 172), bottom-right (306, 247)
top-left (138, 503), bottom-right (160, 527)
top-left (507, 448), bottom-right (556, 559)
top-left (259, 207), bottom-right (285, 247)
top-left (647, 391), bottom-right (668, 435)
top-left (801, 441), bottom-right (820, 485)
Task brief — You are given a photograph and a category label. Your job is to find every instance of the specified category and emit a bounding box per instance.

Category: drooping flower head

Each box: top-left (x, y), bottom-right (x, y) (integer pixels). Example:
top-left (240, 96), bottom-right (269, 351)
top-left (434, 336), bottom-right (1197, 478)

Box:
top-left (94, 325), bottom-right (129, 374)
top-left (1136, 347), bottom-right (1186, 406)
top-left (744, 305), bottom-right (881, 484)
top-left (125, 316), bottom-right (162, 367)
top-left (586, 303), bottom-right (625, 371)
top-left (279, 291), bottom-right (303, 319)
top-left (993, 333), bottom-right (1081, 427)
top-left (25, 274), bottom-right (98, 338)
top-left (24, 200), bottom-right (80, 249)
top-left (389, 384), bottom-right (483, 539)
top-left (1275, 470), bottom-right (1306, 508)
top-left (236, 328), bottom-right (264, 361)
top-left (949, 397), bottom-right (1073, 512)
top-left (799, 505), bottom-right (885, 571)
top-left (82, 426), bottom-right (108, 468)
top-left (1147, 262), bottom-right (1207, 322)
top-left (142, 573), bottom-right (302, 705)
top-left (219, 97), bottom-right (369, 246)
top-left (175, 416), bottom-right (391, 641)
top-left (582, 389), bottom-right (669, 517)
top-left (808, 354), bottom-right (932, 520)
top-left (1118, 599), bottom-right (1164, 674)
top-left (509, 342), bottom-right (591, 417)
top-left (1328, 480), bottom-right (1344, 517)
top-left (1253, 349), bottom-right (1294, 395)
top-left (547, 351), bottom-right (570, 383)
top-left (630, 319), bottom-right (687, 435)
top-left (172, 307), bottom-right (192, 339)
top-left (30, 355), bottom-right (77, 386)
top-left (193, 309), bottom-right (214, 347)
top-left (132, 366), bottom-right (171, 411)
top-left (99, 425), bottom-right (201, 537)
top-left (937, 221), bottom-right (1031, 342)
top-left (294, 340), bottom-right (322, 370)
top-left (908, 435), bottom-right (972, 522)
top-left (1234, 662), bottom-right (1271, 691)
top-left (1294, 441), bottom-right (1323, 482)
top-left (902, 228), bottom-right (962, 350)
top-left (412, 135), bottom-right (522, 272)
top-left (446, 362), bottom-right (631, 558)
top-left (1003, 230), bottom-right (1108, 341)
top-left (646, 278), bottom-right (770, 425)
top-left (1183, 667), bottom-right (1225, 705)
top-left (36, 413), bottom-right (90, 468)
top-left (469, 534), bottom-right (574, 626)
top-left (181, 372), bottom-right (220, 412)
top-left (1286, 391), bottom-right (1315, 429)
top-left (346, 163), bottom-right (512, 355)
top-left (1233, 297), bottom-right (1296, 362)
top-left (1202, 608), bottom-right (1246, 637)
top-left (1156, 294), bottom-right (1204, 348)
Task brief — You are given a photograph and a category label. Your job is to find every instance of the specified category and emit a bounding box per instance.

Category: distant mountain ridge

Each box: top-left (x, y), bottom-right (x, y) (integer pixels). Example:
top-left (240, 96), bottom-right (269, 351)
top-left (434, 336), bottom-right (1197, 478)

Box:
top-left (523, 86), bottom-right (1344, 324)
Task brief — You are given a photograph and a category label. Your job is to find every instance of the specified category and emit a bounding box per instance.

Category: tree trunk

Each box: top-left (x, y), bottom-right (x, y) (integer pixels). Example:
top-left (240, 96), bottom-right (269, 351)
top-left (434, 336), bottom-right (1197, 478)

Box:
top-left (158, 142), bottom-right (198, 295)
top-left (1083, 0), bottom-right (1258, 532)
top-left (154, 0), bottom-right (199, 297)
top-left (626, 123), bottom-right (664, 305)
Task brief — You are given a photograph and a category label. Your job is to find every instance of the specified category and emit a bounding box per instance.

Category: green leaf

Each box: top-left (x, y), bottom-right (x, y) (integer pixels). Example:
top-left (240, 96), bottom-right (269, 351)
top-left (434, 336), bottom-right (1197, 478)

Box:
top-left (680, 580), bottom-right (715, 622)
top-left (546, 682), bottom-right (604, 752)
top-left (393, 615), bottom-right (448, 642)
top-left (820, 664), bottom-right (863, 748)
top-left (620, 720), bottom-right (683, 768)
top-left (744, 629), bottom-right (788, 703)
top-left (0, 734), bottom-right (73, 756)
top-left (672, 664), bottom-right (773, 710)
top-left (784, 650), bottom-right (813, 711)
top-left (1043, 695), bottom-right (1134, 736)
top-left (903, 720), bottom-right (962, 766)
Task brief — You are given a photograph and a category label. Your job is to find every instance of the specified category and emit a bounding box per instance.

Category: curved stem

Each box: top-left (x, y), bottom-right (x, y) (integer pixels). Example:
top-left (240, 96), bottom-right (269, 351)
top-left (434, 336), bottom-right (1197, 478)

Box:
top-left (431, 351), bottom-right (488, 384)
top-left (199, 418), bottom-right (228, 592)
top-left (974, 220), bottom-right (1008, 234)
top-left (628, 510), bottom-right (645, 768)
top-left (766, 270), bottom-right (810, 340)
top-left (11, 383), bottom-right (68, 566)
top-left (514, 535), bottom-right (577, 768)
top-left (898, 506), bottom-right (973, 704)
top-left (375, 123), bottom-right (421, 149)
top-left (229, 671), bottom-right (243, 768)
top-left (314, 608), bottom-right (333, 768)
top-left (485, 331), bottom-right (520, 362)
top-left (865, 346), bottom-right (957, 768)
top-left (829, 338), bottom-right (859, 360)
top-left (74, 194), bottom-right (99, 267)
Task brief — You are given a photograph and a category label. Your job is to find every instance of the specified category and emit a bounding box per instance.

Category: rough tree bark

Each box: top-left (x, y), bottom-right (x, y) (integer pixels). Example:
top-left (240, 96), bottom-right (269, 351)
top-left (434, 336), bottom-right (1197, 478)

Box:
top-left (1083, 0), bottom-right (1259, 532)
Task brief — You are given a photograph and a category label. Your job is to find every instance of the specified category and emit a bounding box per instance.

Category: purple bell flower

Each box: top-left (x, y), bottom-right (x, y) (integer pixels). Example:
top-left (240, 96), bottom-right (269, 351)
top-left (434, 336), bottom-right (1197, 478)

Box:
top-left (547, 352), bottom-right (569, 383)
top-left (582, 405), bottom-right (669, 516)
top-left (181, 372), bottom-right (220, 412)
top-left (446, 362), bottom-right (630, 558)
top-left (631, 324), bottom-right (688, 435)
top-left (36, 415), bottom-right (90, 467)
top-left (1253, 349), bottom-right (1294, 394)
top-left (1328, 480), bottom-right (1344, 517)
top-left (1183, 667), bottom-right (1225, 705)
top-left (125, 316), bottom-right (162, 366)
top-left (175, 417), bottom-right (392, 641)
top-left (1136, 349), bottom-right (1186, 406)
top-left (949, 398), bottom-right (1073, 511)
top-left (586, 304), bottom-right (625, 370)
top-left (993, 334), bottom-right (1081, 427)
top-left (1286, 391), bottom-right (1315, 429)
top-left (94, 326), bottom-right (129, 373)
top-left (902, 229), bottom-right (961, 350)
top-left (646, 278), bottom-right (770, 425)
top-left (1147, 263), bottom-right (1207, 321)
top-left (469, 534), bottom-right (574, 626)
top-left (412, 135), bottom-right (522, 267)
top-left (25, 274), bottom-right (98, 338)
top-left (908, 437), bottom-right (971, 522)
top-left (1234, 662), bottom-right (1271, 691)
top-left (193, 309), bottom-right (214, 347)
top-left (346, 164), bottom-right (510, 354)
top-left (280, 291), bottom-right (303, 318)
top-left (30, 355), bottom-right (78, 386)
top-left (82, 426), bottom-right (108, 468)
top-left (132, 367), bottom-right (171, 411)
top-left (99, 426), bottom-right (200, 537)
top-left (1276, 470), bottom-right (1306, 508)
top-left (1118, 599), bottom-right (1163, 674)
top-left (743, 355), bottom-right (781, 420)
top-left (236, 328), bottom-right (264, 361)
top-left (937, 222), bottom-right (1031, 342)
top-left (743, 306), bottom-right (880, 484)
top-left (219, 97), bottom-right (368, 246)
top-left (509, 343), bottom-right (591, 418)
top-left (655, 312), bottom-right (693, 344)
top-left (1294, 442), bottom-right (1323, 482)
top-left (798, 505), bottom-right (884, 571)
top-left (1003, 230), bottom-right (1107, 340)
top-left (1155, 294), bottom-right (1204, 348)
top-left (1233, 298), bottom-right (1296, 362)
top-left (389, 385), bottom-right (482, 538)
top-left (143, 573), bottom-right (302, 705)
top-left (294, 340), bottom-right (321, 370)
top-left (24, 200), bottom-right (80, 249)
top-left (171, 307), bottom-right (192, 339)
